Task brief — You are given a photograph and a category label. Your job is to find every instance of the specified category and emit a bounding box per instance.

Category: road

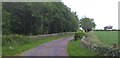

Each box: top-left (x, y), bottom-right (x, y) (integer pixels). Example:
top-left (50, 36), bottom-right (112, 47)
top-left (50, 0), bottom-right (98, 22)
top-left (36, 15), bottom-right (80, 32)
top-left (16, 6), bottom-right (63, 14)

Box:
top-left (19, 36), bottom-right (74, 56)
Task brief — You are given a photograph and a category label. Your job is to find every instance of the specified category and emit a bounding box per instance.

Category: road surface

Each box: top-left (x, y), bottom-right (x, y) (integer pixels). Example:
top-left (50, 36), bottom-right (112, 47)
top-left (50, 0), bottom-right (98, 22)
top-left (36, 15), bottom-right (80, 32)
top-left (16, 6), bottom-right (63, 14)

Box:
top-left (19, 36), bottom-right (74, 56)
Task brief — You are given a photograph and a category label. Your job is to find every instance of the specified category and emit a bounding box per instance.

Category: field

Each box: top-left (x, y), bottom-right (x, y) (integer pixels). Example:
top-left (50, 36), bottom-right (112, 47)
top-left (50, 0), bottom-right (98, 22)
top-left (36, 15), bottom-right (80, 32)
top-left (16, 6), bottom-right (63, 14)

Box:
top-left (94, 31), bottom-right (118, 47)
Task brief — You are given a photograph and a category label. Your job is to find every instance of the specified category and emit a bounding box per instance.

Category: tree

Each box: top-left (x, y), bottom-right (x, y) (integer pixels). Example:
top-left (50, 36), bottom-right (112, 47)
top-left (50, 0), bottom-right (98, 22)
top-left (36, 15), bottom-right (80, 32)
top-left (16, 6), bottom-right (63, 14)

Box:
top-left (79, 17), bottom-right (96, 32)
top-left (2, 10), bottom-right (12, 35)
top-left (104, 25), bottom-right (113, 30)
top-left (2, 2), bottom-right (79, 35)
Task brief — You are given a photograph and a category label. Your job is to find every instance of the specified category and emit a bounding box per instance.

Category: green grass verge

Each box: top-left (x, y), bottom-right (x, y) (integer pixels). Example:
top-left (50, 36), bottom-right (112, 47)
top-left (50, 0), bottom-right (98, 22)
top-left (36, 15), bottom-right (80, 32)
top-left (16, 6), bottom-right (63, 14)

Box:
top-left (94, 31), bottom-right (118, 47)
top-left (67, 39), bottom-right (96, 56)
top-left (2, 33), bottom-right (73, 56)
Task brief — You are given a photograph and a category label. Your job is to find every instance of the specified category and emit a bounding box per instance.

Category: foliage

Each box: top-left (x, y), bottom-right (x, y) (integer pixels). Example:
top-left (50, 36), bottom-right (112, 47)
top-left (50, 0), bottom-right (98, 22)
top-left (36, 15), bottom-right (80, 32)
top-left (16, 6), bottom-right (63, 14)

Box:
top-left (79, 17), bottom-right (96, 32)
top-left (2, 10), bottom-right (12, 35)
top-left (74, 29), bottom-right (86, 41)
top-left (2, 2), bottom-right (79, 35)
top-left (2, 35), bottom-right (33, 47)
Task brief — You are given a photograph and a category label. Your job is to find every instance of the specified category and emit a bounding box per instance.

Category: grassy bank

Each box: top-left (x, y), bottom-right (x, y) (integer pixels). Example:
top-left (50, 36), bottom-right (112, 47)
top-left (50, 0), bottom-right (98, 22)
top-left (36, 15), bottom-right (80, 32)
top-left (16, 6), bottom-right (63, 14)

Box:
top-left (94, 31), bottom-right (118, 47)
top-left (67, 31), bottom-right (119, 56)
top-left (2, 33), bottom-right (73, 56)
top-left (67, 39), bottom-right (96, 56)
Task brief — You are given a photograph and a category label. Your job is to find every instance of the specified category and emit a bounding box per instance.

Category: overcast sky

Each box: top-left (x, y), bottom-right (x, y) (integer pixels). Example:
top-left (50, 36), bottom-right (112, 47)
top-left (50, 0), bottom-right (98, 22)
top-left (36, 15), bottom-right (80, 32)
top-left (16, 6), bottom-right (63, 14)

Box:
top-left (61, 0), bottom-right (119, 29)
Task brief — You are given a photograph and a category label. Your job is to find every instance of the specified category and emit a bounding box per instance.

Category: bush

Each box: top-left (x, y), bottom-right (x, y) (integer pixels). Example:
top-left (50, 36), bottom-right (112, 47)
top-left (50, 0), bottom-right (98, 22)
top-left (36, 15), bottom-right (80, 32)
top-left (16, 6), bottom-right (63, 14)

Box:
top-left (2, 35), bottom-right (33, 47)
top-left (74, 30), bottom-right (86, 41)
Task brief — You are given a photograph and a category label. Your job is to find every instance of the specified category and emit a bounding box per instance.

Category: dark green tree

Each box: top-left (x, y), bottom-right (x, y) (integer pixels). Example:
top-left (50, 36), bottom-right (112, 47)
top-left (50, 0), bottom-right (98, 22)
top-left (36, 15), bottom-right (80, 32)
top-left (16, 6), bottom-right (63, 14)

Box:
top-left (2, 2), bottom-right (79, 35)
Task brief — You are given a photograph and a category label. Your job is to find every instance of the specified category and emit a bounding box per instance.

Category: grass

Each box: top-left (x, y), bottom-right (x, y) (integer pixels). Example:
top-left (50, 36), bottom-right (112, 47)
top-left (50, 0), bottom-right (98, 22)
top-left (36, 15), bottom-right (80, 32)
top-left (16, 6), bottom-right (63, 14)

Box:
top-left (2, 33), bottom-right (73, 56)
top-left (67, 31), bottom-right (119, 57)
top-left (94, 31), bottom-right (118, 47)
top-left (86, 32), bottom-right (103, 46)
top-left (67, 39), bottom-right (96, 56)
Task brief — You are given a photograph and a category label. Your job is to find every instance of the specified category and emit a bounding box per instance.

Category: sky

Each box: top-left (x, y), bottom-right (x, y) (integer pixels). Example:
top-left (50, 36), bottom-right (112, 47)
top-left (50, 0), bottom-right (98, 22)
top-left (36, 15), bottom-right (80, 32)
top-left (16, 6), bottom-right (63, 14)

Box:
top-left (61, 0), bottom-right (120, 29)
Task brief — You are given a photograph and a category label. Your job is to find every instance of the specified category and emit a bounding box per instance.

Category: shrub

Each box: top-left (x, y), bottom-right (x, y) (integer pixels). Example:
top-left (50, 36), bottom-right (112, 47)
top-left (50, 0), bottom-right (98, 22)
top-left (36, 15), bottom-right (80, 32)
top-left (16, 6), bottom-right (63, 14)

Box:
top-left (74, 30), bottom-right (86, 41)
top-left (2, 35), bottom-right (33, 47)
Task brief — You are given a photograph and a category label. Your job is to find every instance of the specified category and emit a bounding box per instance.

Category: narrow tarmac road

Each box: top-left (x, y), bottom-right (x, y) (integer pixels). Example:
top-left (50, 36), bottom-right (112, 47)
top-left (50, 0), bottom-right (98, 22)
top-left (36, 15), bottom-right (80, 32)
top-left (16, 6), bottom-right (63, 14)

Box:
top-left (19, 36), bottom-right (74, 56)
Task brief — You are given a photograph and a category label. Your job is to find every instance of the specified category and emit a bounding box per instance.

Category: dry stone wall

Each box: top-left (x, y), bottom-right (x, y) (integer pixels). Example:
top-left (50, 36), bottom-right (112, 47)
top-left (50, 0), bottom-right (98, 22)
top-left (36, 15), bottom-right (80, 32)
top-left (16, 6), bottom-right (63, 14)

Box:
top-left (80, 37), bottom-right (120, 56)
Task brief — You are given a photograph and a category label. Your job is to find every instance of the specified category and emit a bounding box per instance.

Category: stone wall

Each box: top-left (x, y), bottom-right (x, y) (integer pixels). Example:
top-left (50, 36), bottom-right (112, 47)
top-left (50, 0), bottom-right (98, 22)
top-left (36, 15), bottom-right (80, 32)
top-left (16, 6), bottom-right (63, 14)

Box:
top-left (32, 32), bottom-right (73, 39)
top-left (80, 37), bottom-right (120, 56)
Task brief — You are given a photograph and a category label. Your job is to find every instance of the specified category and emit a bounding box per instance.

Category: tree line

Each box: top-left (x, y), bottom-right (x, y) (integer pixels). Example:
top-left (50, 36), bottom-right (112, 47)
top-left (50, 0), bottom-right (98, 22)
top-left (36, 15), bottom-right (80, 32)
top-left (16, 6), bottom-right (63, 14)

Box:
top-left (2, 2), bottom-right (79, 35)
